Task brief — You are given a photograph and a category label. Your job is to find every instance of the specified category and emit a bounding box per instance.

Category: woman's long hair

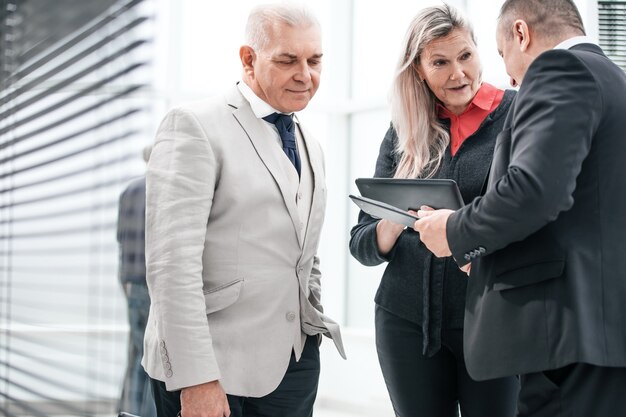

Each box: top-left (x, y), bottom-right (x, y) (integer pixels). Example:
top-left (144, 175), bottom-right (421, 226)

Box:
top-left (391, 4), bottom-right (477, 179)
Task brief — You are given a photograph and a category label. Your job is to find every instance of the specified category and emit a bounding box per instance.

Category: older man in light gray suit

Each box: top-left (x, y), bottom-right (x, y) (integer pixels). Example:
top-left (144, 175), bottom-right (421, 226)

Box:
top-left (142, 4), bottom-right (345, 417)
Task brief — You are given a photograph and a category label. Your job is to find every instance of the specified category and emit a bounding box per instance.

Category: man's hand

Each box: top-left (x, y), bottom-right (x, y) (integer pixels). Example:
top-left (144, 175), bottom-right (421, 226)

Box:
top-left (180, 380), bottom-right (230, 417)
top-left (413, 207), bottom-right (454, 257)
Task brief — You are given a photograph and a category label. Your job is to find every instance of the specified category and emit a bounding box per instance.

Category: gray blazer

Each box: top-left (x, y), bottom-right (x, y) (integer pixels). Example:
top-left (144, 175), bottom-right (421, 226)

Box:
top-left (142, 85), bottom-right (345, 396)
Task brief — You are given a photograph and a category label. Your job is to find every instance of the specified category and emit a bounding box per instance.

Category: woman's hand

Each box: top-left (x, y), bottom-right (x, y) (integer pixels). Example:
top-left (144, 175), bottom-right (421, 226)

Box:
top-left (375, 219), bottom-right (406, 255)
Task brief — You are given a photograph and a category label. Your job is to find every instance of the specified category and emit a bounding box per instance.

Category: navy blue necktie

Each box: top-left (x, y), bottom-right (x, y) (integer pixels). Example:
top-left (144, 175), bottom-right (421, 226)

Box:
top-left (263, 112), bottom-right (301, 177)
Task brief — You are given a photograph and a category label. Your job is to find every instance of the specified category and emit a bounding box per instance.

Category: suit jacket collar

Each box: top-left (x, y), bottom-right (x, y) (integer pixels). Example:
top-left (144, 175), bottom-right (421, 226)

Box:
top-left (554, 35), bottom-right (597, 50)
top-left (237, 80), bottom-right (278, 118)
top-left (569, 43), bottom-right (605, 57)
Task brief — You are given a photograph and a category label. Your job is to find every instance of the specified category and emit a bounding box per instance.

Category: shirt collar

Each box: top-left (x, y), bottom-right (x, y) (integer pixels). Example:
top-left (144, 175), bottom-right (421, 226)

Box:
top-left (437, 82), bottom-right (498, 119)
top-left (237, 81), bottom-right (292, 119)
top-left (553, 35), bottom-right (598, 50)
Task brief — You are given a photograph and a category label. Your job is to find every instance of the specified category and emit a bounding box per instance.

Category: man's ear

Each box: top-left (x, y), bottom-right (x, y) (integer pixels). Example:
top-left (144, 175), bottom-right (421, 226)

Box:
top-left (240, 45), bottom-right (256, 78)
top-left (513, 19), bottom-right (531, 53)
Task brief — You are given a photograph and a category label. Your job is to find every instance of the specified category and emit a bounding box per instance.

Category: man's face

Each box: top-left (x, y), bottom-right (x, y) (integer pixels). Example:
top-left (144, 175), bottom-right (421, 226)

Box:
top-left (247, 22), bottom-right (322, 113)
top-left (496, 23), bottom-right (527, 87)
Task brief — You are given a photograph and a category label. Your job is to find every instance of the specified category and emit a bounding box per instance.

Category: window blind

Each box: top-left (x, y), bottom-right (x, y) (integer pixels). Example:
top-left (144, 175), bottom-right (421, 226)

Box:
top-left (598, 0), bottom-right (626, 71)
top-left (0, 0), bottom-right (153, 415)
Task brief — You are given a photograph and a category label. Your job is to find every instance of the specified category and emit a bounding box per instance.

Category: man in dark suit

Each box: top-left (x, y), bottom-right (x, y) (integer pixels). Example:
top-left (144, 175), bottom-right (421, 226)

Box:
top-left (414, 0), bottom-right (626, 415)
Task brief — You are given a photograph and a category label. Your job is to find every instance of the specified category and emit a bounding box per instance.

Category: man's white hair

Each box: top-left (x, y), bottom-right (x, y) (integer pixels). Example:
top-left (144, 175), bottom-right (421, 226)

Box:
top-left (245, 2), bottom-right (320, 52)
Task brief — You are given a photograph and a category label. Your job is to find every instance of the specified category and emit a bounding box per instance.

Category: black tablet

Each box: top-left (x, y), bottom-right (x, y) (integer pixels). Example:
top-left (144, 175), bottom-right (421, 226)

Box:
top-left (349, 195), bottom-right (419, 228)
top-left (355, 178), bottom-right (464, 210)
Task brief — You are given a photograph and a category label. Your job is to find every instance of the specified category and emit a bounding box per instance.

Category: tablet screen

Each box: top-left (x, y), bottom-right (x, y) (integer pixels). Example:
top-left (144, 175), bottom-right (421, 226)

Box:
top-left (355, 178), bottom-right (464, 210)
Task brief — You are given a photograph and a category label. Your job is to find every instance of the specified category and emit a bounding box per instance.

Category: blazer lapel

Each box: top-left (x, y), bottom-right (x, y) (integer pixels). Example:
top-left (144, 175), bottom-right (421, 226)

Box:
top-left (295, 118), bottom-right (324, 248)
top-left (227, 86), bottom-right (303, 247)
top-left (484, 97), bottom-right (516, 192)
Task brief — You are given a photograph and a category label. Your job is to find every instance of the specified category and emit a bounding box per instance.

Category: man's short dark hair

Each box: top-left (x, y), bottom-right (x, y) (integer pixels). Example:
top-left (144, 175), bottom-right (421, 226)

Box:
top-left (498, 0), bottom-right (585, 39)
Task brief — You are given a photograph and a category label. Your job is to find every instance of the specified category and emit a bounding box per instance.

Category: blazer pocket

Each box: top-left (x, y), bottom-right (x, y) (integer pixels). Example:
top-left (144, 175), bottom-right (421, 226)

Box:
top-left (203, 278), bottom-right (244, 314)
top-left (493, 259), bottom-right (564, 291)
top-left (493, 231), bottom-right (565, 291)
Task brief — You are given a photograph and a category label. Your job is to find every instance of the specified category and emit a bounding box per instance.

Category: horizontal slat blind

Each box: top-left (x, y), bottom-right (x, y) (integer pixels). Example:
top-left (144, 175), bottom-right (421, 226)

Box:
top-left (0, 0), bottom-right (153, 415)
top-left (598, 1), bottom-right (626, 71)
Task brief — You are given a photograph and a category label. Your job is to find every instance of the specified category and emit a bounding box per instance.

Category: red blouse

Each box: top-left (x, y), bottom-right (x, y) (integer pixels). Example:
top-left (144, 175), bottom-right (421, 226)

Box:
top-left (437, 82), bottom-right (505, 156)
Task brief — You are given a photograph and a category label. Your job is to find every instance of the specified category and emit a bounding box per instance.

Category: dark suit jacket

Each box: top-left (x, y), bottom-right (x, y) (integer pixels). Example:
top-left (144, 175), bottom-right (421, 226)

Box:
top-left (447, 43), bottom-right (626, 380)
top-left (117, 176), bottom-right (146, 285)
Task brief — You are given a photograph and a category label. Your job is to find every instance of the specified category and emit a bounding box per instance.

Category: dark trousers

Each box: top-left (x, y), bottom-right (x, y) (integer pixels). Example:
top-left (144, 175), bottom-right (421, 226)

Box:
top-left (375, 305), bottom-right (519, 417)
top-left (518, 363), bottom-right (626, 417)
top-left (151, 335), bottom-right (320, 417)
top-left (120, 283), bottom-right (156, 417)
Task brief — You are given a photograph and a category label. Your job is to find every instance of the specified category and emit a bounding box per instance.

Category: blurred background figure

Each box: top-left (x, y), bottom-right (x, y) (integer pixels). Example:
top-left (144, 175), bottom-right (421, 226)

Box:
top-left (117, 145), bottom-right (156, 417)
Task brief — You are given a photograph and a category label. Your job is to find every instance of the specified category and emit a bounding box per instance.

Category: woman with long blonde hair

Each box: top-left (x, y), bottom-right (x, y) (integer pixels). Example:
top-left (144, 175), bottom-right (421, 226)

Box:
top-left (350, 4), bottom-right (519, 416)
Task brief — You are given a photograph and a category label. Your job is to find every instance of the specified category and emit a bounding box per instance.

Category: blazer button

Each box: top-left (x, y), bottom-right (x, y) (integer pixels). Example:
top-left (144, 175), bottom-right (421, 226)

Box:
top-left (464, 254), bottom-right (471, 261)
top-left (286, 311), bottom-right (296, 322)
top-left (163, 362), bottom-right (172, 370)
top-left (165, 370), bottom-right (173, 378)
top-left (478, 246), bottom-right (486, 253)
top-left (160, 340), bottom-right (166, 348)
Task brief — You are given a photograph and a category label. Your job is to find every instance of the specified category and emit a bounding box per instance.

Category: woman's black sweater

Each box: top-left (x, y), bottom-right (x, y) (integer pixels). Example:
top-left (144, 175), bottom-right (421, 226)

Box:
top-left (349, 90), bottom-right (516, 356)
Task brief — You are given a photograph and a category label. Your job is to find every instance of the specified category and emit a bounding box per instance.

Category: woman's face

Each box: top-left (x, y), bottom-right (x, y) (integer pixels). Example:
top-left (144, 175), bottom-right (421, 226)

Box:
top-left (417, 28), bottom-right (482, 115)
